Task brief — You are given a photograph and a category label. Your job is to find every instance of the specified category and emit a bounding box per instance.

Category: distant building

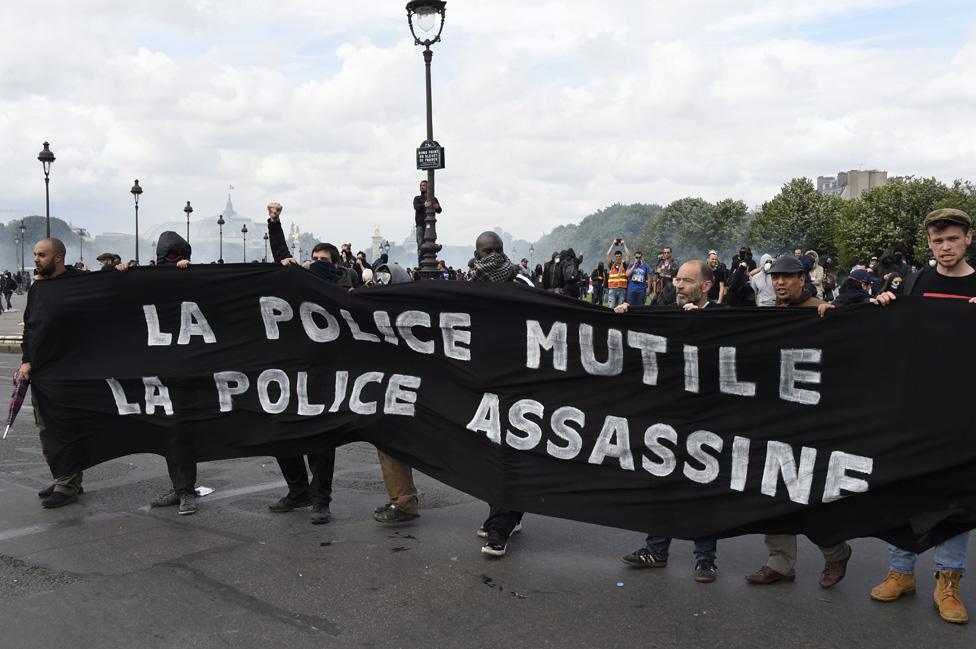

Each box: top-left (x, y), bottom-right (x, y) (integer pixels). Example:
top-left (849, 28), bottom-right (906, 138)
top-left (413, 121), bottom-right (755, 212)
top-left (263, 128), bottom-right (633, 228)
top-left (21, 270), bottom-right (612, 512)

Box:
top-left (817, 170), bottom-right (888, 200)
top-left (142, 192), bottom-right (269, 263)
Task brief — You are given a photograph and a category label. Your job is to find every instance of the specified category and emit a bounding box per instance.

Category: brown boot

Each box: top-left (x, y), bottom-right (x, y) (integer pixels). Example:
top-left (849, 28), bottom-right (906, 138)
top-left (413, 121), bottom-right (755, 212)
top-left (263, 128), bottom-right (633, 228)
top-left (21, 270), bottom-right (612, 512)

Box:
top-left (934, 570), bottom-right (968, 624)
top-left (870, 570), bottom-right (916, 601)
top-left (820, 547), bottom-right (852, 589)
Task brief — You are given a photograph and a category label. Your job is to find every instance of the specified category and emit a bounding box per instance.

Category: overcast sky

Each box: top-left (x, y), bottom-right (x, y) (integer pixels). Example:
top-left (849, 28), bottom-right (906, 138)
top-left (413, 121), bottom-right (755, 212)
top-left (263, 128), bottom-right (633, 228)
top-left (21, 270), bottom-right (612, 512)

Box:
top-left (1, 0), bottom-right (974, 247)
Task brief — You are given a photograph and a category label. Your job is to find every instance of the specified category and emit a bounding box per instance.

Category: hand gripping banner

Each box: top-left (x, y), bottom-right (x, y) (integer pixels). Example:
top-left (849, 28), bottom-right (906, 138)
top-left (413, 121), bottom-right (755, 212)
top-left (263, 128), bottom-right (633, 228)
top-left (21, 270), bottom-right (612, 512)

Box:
top-left (26, 265), bottom-right (976, 551)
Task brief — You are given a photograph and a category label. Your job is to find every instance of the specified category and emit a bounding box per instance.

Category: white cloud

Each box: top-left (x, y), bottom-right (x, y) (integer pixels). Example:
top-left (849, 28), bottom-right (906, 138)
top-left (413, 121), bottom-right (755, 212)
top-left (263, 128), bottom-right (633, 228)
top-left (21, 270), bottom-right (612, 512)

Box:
top-left (0, 0), bottom-right (973, 257)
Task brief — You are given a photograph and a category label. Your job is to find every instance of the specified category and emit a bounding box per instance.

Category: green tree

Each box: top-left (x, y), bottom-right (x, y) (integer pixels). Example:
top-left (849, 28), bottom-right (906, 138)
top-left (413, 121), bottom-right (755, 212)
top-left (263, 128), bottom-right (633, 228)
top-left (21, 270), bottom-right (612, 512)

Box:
top-left (532, 203), bottom-right (661, 269)
top-left (748, 178), bottom-right (842, 259)
top-left (636, 197), bottom-right (750, 262)
top-left (834, 176), bottom-right (953, 268)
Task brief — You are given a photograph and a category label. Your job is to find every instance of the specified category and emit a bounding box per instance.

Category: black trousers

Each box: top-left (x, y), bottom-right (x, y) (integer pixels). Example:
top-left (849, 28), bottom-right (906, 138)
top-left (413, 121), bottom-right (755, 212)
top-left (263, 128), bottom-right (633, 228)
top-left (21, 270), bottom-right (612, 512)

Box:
top-left (276, 450), bottom-right (336, 507)
top-left (592, 285), bottom-right (605, 305)
top-left (483, 506), bottom-right (523, 537)
top-left (166, 456), bottom-right (197, 496)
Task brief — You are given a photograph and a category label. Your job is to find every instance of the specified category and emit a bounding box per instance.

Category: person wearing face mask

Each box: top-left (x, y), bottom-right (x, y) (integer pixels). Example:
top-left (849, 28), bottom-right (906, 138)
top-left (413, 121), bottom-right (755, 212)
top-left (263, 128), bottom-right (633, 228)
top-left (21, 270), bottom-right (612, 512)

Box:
top-left (881, 272), bottom-right (903, 295)
top-left (467, 231), bottom-right (527, 557)
top-left (816, 269), bottom-right (875, 317)
top-left (264, 202), bottom-right (358, 526)
top-left (748, 253), bottom-right (777, 306)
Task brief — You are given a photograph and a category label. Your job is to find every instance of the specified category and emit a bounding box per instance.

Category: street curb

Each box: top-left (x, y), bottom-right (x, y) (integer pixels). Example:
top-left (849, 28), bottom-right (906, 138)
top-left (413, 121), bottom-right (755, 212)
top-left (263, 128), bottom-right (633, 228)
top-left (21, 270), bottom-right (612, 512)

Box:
top-left (0, 335), bottom-right (23, 354)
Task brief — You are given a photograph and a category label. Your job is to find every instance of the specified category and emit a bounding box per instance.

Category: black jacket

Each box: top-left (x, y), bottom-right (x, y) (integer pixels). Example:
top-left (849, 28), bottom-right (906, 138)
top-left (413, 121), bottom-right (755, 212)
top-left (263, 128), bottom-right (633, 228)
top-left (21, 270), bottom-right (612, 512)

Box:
top-left (266, 219), bottom-right (360, 288)
top-left (413, 194), bottom-right (442, 227)
top-left (267, 219), bottom-right (293, 263)
top-left (22, 266), bottom-right (83, 364)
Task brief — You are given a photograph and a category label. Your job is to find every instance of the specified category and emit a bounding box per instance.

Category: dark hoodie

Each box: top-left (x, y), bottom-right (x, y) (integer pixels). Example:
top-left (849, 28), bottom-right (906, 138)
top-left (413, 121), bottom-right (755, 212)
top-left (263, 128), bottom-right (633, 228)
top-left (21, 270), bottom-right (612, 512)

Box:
top-left (156, 231), bottom-right (192, 265)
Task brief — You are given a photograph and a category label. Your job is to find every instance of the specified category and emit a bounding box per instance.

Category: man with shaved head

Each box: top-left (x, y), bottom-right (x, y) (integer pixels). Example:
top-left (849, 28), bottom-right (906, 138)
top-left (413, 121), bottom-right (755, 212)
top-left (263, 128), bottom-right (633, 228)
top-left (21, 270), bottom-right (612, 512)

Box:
top-left (18, 239), bottom-right (85, 508)
top-left (467, 231), bottom-right (525, 556)
top-left (469, 231), bottom-right (518, 283)
top-left (613, 260), bottom-right (718, 313)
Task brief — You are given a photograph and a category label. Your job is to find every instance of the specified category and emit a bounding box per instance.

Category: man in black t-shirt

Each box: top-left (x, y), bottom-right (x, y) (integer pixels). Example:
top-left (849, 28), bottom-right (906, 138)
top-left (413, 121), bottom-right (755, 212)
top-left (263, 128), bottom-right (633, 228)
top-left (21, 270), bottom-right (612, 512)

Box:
top-left (412, 180), bottom-right (442, 264)
top-left (706, 251), bottom-right (727, 303)
top-left (869, 208), bottom-right (975, 625)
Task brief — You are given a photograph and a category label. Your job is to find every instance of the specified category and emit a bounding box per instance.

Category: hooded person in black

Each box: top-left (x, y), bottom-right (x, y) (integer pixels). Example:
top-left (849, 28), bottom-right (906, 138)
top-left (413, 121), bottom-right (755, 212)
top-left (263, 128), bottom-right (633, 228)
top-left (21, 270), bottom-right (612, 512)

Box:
top-left (542, 252), bottom-right (563, 292)
top-left (116, 232), bottom-right (200, 514)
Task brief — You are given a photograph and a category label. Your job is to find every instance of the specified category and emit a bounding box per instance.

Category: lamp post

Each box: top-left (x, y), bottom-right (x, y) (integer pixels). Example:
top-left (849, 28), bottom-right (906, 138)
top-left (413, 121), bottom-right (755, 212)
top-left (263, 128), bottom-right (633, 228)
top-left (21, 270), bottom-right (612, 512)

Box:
top-left (241, 224), bottom-right (248, 262)
top-left (18, 221), bottom-right (26, 288)
top-left (37, 142), bottom-right (55, 238)
top-left (74, 227), bottom-right (90, 265)
top-left (529, 244), bottom-right (534, 266)
top-left (217, 214), bottom-right (225, 264)
top-left (130, 179), bottom-right (143, 264)
top-left (262, 232), bottom-right (269, 263)
top-left (184, 201), bottom-right (193, 244)
top-left (406, 0), bottom-right (447, 280)
top-left (382, 240), bottom-right (391, 257)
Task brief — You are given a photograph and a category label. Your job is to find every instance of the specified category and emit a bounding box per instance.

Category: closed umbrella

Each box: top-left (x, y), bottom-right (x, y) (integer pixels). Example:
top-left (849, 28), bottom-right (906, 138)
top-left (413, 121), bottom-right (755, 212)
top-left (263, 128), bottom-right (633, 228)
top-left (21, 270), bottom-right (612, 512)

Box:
top-left (3, 373), bottom-right (30, 440)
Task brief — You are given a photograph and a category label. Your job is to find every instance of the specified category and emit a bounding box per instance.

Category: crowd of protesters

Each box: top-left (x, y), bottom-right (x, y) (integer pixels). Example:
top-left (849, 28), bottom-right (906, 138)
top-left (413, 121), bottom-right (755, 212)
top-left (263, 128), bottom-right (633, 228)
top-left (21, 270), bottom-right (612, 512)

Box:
top-left (14, 176), bottom-right (976, 628)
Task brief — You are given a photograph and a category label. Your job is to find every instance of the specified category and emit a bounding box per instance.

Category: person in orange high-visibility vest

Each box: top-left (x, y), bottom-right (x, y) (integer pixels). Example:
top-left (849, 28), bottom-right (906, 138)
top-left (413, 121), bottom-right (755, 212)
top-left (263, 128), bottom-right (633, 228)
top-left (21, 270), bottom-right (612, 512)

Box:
top-left (605, 239), bottom-right (630, 309)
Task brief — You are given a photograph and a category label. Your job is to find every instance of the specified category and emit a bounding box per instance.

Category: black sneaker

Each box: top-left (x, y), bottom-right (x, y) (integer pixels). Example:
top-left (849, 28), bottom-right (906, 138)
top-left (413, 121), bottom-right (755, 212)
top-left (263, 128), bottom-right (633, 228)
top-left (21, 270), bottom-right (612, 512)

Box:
top-left (41, 491), bottom-right (78, 509)
top-left (39, 484), bottom-right (83, 499)
top-left (151, 490), bottom-right (180, 508)
top-left (269, 494), bottom-right (312, 513)
top-left (310, 506), bottom-right (332, 525)
top-left (373, 504), bottom-right (419, 524)
top-left (481, 530), bottom-right (510, 557)
top-left (621, 548), bottom-right (667, 568)
top-left (694, 559), bottom-right (718, 583)
top-left (178, 493), bottom-right (197, 515)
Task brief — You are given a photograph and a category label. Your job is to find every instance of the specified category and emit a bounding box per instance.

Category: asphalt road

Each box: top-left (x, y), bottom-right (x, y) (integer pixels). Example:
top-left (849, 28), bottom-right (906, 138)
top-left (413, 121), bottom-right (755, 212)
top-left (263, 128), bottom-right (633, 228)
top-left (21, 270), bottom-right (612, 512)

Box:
top-left (0, 347), bottom-right (973, 649)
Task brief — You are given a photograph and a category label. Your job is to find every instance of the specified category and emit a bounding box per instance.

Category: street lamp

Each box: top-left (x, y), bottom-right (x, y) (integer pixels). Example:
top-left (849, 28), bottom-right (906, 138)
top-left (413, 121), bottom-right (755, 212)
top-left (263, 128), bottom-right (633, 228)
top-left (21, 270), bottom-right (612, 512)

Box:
top-left (529, 244), bottom-right (534, 266)
top-left (217, 214), bottom-right (225, 264)
top-left (184, 201), bottom-right (193, 244)
top-left (130, 179), bottom-right (143, 264)
top-left (37, 142), bottom-right (55, 238)
top-left (262, 232), bottom-right (269, 263)
top-left (382, 240), bottom-right (391, 256)
top-left (18, 221), bottom-right (26, 287)
top-left (241, 224), bottom-right (248, 262)
top-left (406, 0), bottom-right (447, 280)
top-left (74, 227), bottom-right (90, 265)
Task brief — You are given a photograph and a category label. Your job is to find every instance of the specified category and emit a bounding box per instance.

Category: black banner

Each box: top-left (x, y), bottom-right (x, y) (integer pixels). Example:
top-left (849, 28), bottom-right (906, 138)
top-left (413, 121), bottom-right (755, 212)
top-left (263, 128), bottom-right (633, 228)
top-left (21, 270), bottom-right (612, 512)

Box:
top-left (27, 265), bottom-right (976, 551)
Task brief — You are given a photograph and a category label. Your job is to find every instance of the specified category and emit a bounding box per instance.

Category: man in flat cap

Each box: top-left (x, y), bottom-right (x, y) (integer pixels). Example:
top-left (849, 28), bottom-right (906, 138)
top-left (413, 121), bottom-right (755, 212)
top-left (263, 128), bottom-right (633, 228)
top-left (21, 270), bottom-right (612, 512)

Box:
top-left (744, 254), bottom-right (853, 588)
top-left (870, 208), bottom-right (975, 624)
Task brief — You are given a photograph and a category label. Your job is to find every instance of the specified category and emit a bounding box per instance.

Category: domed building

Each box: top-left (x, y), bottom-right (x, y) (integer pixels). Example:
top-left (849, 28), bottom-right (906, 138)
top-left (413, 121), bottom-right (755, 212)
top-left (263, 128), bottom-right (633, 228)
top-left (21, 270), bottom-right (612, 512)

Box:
top-left (143, 193), bottom-right (272, 263)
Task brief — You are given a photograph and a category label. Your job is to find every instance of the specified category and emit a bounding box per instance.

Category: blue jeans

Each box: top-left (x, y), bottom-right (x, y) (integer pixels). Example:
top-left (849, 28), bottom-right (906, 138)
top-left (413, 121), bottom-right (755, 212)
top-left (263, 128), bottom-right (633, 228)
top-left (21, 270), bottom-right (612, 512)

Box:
top-left (646, 535), bottom-right (717, 562)
top-left (606, 288), bottom-right (626, 309)
top-left (890, 532), bottom-right (969, 574)
top-left (626, 288), bottom-right (647, 306)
